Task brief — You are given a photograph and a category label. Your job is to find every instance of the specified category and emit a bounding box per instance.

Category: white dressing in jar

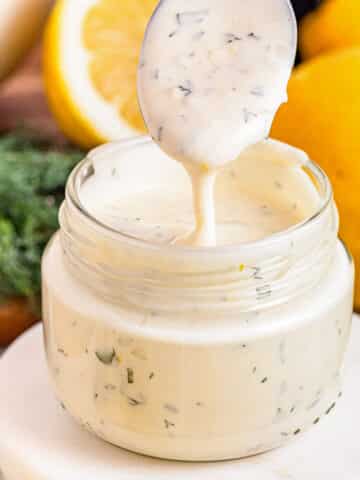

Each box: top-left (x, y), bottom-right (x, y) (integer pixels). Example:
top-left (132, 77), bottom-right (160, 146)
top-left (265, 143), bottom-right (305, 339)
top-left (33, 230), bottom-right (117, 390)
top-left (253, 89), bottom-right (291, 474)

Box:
top-left (42, 138), bottom-right (354, 461)
top-left (41, 0), bottom-right (354, 463)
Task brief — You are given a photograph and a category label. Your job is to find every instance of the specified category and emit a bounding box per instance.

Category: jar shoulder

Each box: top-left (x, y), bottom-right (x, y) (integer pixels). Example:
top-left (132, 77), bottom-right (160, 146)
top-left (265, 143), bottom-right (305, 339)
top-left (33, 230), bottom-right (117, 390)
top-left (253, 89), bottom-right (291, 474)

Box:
top-left (42, 235), bottom-right (354, 344)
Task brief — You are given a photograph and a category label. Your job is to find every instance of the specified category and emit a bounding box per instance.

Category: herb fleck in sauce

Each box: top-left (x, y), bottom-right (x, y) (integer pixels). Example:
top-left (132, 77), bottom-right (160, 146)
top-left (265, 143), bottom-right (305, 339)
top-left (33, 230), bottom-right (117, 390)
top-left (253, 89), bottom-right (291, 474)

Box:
top-left (95, 349), bottom-right (116, 365)
top-left (127, 368), bottom-right (134, 384)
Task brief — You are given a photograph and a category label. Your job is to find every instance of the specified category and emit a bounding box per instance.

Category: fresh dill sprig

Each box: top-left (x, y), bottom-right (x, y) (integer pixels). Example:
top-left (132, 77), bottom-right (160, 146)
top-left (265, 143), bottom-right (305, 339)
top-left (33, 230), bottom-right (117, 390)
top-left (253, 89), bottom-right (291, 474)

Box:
top-left (0, 131), bottom-right (83, 310)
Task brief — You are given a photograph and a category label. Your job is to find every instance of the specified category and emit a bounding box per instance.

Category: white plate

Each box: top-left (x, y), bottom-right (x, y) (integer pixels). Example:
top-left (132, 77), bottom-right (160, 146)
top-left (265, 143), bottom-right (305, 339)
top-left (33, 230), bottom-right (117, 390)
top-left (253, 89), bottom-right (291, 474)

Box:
top-left (0, 320), bottom-right (360, 480)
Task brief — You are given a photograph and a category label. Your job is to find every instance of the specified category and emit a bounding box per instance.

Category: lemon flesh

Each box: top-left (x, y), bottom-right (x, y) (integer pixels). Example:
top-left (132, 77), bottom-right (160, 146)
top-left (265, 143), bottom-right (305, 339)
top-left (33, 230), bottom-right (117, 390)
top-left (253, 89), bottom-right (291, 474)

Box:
top-left (43, 0), bottom-right (157, 149)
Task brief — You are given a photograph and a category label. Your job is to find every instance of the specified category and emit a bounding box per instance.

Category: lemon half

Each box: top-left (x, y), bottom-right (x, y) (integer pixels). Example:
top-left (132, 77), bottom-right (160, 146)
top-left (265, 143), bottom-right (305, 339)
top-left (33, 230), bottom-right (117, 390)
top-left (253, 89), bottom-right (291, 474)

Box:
top-left (43, 0), bottom-right (157, 149)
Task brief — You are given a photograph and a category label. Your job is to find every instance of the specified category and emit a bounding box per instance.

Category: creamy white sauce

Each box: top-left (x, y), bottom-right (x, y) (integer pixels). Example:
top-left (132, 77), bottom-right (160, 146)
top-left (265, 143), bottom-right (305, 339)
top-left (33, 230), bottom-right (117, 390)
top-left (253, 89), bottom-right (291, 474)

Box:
top-left (42, 140), bottom-right (354, 461)
top-left (40, 0), bottom-right (354, 463)
top-left (138, 0), bottom-right (297, 245)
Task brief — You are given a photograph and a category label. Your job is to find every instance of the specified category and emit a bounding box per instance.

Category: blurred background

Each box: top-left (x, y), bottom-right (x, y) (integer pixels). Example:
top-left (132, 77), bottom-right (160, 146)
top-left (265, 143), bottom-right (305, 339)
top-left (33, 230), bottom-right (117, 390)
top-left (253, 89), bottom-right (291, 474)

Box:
top-left (0, 0), bottom-right (358, 347)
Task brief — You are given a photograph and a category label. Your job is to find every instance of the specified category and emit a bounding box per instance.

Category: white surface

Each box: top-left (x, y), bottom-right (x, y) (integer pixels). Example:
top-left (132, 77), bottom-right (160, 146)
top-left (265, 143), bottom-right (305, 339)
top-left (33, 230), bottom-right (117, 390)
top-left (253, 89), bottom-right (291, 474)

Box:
top-left (0, 320), bottom-right (360, 479)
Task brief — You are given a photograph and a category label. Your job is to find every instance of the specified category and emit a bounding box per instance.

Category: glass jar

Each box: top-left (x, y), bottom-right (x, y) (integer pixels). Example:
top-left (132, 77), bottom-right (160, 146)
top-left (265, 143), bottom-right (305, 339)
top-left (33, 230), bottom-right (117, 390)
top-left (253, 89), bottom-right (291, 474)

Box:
top-left (42, 137), bottom-right (354, 462)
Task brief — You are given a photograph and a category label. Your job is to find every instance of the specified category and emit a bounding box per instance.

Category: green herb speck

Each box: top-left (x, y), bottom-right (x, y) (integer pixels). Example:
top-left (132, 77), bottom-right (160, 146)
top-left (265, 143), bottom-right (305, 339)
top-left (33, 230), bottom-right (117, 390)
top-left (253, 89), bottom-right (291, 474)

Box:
top-left (95, 349), bottom-right (116, 365)
top-left (325, 402), bottom-right (336, 415)
top-left (127, 368), bottom-right (134, 384)
top-left (164, 419), bottom-right (175, 429)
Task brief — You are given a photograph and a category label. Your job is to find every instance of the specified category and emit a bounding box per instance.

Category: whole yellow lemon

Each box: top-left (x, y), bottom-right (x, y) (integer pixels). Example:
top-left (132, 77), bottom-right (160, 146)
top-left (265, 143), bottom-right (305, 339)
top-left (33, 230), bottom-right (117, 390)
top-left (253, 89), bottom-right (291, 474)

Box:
top-left (300, 0), bottom-right (360, 59)
top-left (272, 47), bottom-right (360, 309)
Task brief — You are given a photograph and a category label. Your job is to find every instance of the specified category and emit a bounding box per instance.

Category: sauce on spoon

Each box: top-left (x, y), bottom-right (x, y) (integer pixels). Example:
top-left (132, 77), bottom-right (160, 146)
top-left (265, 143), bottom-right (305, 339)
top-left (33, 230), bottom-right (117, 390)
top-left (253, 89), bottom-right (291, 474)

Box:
top-left (138, 0), bottom-right (297, 245)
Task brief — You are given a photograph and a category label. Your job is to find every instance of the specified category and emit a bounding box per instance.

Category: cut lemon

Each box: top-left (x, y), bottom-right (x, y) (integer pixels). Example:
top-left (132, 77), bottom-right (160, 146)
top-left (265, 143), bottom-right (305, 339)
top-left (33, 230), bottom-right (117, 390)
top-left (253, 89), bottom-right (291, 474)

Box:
top-left (43, 0), bottom-right (157, 149)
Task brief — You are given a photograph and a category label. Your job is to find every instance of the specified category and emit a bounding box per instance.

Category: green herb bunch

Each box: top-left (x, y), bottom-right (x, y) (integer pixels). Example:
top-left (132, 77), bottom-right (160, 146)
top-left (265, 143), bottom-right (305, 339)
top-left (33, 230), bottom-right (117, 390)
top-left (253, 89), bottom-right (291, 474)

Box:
top-left (0, 132), bottom-right (82, 311)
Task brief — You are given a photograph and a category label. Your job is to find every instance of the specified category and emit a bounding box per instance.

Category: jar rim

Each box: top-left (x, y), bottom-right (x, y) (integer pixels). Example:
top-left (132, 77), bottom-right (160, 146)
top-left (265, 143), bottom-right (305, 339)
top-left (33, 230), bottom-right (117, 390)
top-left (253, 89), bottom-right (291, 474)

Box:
top-left (66, 136), bottom-right (332, 258)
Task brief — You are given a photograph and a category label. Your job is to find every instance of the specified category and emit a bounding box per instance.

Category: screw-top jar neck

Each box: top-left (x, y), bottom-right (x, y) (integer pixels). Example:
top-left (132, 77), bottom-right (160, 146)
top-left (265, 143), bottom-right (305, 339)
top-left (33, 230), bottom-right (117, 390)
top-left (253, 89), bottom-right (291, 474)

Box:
top-left (60, 137), bottom-right (337, 314)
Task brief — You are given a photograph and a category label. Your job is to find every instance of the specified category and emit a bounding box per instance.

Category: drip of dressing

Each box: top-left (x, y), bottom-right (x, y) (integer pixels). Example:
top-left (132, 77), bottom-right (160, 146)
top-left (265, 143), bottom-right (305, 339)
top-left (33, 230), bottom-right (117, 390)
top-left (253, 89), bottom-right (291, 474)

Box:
top-left (138, 0), bottom-right (297, 246)
top-left (181, 165), bottom-right (217, 245)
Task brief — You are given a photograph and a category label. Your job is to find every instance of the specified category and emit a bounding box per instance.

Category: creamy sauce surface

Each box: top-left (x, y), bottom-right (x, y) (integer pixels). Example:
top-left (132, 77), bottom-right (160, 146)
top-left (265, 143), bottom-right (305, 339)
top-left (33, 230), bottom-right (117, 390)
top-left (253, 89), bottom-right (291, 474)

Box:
top-left (83, 139), bottom-right (319, 248)
top-left (138, 0), bottom-right (297, 245)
